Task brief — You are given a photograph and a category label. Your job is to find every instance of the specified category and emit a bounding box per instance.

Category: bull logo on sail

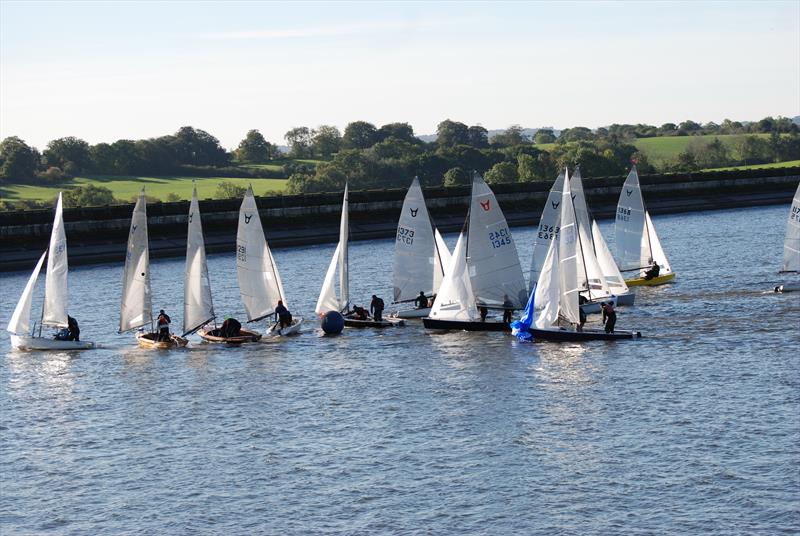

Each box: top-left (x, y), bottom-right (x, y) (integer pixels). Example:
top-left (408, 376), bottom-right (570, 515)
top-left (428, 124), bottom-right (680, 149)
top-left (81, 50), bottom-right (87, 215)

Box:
top-left (131, 225), bottom-right (137, 233)
top-left (551, 201), bottom-right (560, 209)
top-left (410, 208), bottom-right (418, 217)
top-left (244, 214), bottom-right (253, 224)
top-left (626, 189), bottom-right (633, 196)
top-left (480, 200), bottom-right (491, 211)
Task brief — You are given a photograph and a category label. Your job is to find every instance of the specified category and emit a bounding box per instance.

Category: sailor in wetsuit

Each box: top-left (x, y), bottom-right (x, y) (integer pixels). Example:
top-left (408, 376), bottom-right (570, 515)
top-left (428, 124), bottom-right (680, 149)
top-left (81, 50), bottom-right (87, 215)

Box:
top-left (643, 260), bottom-right (660, 280)
top-left (415, 291), bottom-right (428, 309)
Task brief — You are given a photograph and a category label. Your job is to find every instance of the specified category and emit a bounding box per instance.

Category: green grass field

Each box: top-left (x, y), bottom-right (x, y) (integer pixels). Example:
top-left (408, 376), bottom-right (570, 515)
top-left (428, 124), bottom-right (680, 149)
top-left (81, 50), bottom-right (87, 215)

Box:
top-left (700, 159), bottom-right (800, 172)
top-left (632, 133), bottom-right (774, 164)
top-left (0, 176), bottom-right (287, 203)
top-left (240, 158), bottom-right (323, 171)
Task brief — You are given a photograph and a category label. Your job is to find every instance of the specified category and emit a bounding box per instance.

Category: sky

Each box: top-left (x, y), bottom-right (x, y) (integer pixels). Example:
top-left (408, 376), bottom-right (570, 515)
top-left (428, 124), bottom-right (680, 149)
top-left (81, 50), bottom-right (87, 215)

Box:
top-left (1, 1), bottom-right (798, 150)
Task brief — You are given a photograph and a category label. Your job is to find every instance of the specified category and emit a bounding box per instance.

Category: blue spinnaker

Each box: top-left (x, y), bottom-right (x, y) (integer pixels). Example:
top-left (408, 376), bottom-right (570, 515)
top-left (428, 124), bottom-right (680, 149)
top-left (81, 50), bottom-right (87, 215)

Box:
top-left (510, 283), bottom-right (535, 342)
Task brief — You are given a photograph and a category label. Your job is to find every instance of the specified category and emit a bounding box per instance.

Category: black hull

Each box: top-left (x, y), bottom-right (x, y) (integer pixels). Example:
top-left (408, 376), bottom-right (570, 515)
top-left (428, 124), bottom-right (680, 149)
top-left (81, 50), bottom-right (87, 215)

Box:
top-left (529, 328), bottom-right (641, 341)
top-left (422, 318), bottom-right (510, 332)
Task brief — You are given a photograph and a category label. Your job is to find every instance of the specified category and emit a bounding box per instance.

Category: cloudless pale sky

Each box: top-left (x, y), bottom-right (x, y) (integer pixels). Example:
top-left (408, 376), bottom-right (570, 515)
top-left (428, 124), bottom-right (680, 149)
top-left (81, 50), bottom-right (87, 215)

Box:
top-left (1, 1), bottom-right (798, 150)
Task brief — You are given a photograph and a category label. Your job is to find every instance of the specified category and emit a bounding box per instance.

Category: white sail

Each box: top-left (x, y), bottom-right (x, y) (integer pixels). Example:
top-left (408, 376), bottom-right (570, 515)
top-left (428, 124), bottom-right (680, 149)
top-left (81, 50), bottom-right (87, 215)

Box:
top-left (533, 239), bottom-right (560, 329)
top-left (237, 186), bottom-right (286, 322)
top-left (433, 228), bottom-right (452, 291)
top-left (615, 166), bottom-right (650, 272)
top-left (183, 184), bottom-right (215, 335)
top-left (530, 171), bottom-right (565, 292)
top-left (315, 185), bottom-right (350, 314)
top-left (429, 232), bottom-right (479, 321)
top-left (42, 192), bottom-right (69, 327)
top-left (592, 221), bottom-right (629, 295)
top-left (339, 183), bottom-right (349, 309)
top-left (393, 178), bottom-right (438, 302)
top-left (467, 174), bottom-right (527, 308)
top-left (645, 211), bottom-right (672, 274)
top-left (558, 170), bottom-right (580, 325)
top-left (570, 169), bottom-right (612, 301)
top-left (119, 190), bottom-right (152, 333)
top-left (782, 182), bottom-right (800, 272)
top-left (7, 251), bottom-right (48, 335)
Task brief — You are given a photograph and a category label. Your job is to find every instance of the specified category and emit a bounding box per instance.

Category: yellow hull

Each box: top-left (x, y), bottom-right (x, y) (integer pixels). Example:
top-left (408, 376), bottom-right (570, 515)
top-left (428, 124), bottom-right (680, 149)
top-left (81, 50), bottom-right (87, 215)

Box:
top-left (136, 332), bottom-right (188, 349)
top-left (625, 273), bottom-right (676, 287)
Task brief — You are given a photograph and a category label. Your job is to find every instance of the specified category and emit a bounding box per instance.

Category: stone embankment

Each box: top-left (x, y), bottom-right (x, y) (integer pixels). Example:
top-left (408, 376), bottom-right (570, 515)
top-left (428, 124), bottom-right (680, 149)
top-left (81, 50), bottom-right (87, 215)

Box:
top-left (1, 167), bottom-right (797, 272)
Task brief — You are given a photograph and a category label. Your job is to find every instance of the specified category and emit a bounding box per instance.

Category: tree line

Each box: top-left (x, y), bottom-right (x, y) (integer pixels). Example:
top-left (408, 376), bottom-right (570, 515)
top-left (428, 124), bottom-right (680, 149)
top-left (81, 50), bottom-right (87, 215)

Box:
top-left (1, 116), bottom-right (797, 193)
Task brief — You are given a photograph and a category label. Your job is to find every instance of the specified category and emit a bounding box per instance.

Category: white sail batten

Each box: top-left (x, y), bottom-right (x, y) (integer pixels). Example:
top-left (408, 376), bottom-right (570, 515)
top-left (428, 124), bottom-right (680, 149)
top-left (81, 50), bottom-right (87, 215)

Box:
top-left (7, 251), bottom-right (48, 335)
top-left (183, 185), bottom-right (215, 335)
top-left (237, 186), bottom-right (285, 322)
top-left (592, 221), bottom-right (629, 295)
top-left (393, 178), bottom-right (437, 302)
top-left (429, 232), bottom-right (479, 321)
top-left (466, 174), bottom-right (527, 308)
top-left (558, 170), bottom-right (580, 325)
top-left (645, 211), bottom-right (672, 274)
top-left (42, 193), bottom-right (69, 327)
top-left (570, 169), bottom-right (612, 301)
top-left (530, 171), bottom-right (565, 292)
top-left (119, 190), bottom-right (152, 333)
top-left (782, 182), bottom-right (800, 272)
top-left (433, 228), bottom-right (452, 291)
top-left (615, 166), bottom-right (650, 272)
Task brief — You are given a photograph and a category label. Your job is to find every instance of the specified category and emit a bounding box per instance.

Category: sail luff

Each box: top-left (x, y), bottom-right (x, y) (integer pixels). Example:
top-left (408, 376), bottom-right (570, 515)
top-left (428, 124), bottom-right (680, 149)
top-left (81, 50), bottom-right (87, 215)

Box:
top-left (558, 169), bottom-right (580, 325)
top-left (782, 182), bottom-right (800, 272)
top-left (119, 190), bottom-right (152, 333)
top-left (7, 251), bottom-right (48, 335)
top-left (42, 193), bottom-right (69, 327)
top-left (339, 183), bottom-right (349, 310)
top-left (183, 184), bottom-right (215, 335)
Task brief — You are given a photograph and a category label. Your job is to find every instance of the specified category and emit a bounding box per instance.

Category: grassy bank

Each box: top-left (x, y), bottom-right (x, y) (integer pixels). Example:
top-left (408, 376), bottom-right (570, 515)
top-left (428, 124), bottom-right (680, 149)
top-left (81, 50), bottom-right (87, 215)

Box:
top-left (0, 176), bottom-right (287, 203)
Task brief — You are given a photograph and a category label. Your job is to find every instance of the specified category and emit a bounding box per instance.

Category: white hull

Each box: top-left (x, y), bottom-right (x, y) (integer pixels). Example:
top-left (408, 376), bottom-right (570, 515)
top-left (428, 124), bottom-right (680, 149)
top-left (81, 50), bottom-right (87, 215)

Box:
top-left (580, 295), bottom-right (617, 314)
top-left (391, 307), bottom-right (431, 319)
top-left (10, 334), bottom-right (95, 351)
top-left (266, 317), bottom-right (304, 337)
top-left (614, 291), bottom-right (636, 306)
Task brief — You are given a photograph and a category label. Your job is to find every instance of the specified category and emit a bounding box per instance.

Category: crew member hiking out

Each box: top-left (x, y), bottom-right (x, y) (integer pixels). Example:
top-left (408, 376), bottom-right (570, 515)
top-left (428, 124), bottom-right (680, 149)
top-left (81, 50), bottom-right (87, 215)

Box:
top-left (370, 295), bottom-right (385, 322)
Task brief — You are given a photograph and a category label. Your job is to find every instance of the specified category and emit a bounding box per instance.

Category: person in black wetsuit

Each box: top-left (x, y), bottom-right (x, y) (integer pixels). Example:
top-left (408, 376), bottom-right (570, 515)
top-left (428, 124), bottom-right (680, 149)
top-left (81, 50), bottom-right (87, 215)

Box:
top-left (67, 316), bottom-right (80, 341)
top-left (351, 305), bottom-right (369, 320)
top-left (479, 306), bottom-right (488, 322)
top-left (502, 295), bottom-right (514, 323)
top-left (415, 291), bottom-right (428, 309)
top-left (370, 295), bottom-right (385, 322)
top-left (643, 260), bottom-right (660, 280)
top-left (275, 300), bottom-right (292, 328)
top-left (602, 302), bottom-right (617, 334)
top-left (220, 317), bottom-right (241, 337)
top-left (157, 310), bottom-right (171, 341)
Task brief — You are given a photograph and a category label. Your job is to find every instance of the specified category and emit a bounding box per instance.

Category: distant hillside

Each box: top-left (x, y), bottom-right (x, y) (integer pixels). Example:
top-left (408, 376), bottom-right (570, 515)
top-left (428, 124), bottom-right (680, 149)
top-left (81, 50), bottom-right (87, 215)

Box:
top-left (417, 127), bottom-right (560, 143)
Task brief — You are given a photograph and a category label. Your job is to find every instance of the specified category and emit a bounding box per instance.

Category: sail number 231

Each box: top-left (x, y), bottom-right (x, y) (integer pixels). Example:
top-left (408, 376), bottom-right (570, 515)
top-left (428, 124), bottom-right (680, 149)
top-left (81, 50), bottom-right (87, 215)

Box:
top-left (489, 228), bottom-right (512, 249)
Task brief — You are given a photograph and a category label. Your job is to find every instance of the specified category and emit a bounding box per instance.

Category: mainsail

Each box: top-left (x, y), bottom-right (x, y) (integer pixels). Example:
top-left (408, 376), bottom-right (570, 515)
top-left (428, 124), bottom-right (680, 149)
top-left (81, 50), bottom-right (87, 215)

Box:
top-left (393, 178), bottom-right (440, 302)
top-left (237, 186), bottom-right (286, 322)
top-left (467, 174), bottom-right (527, 308)
top-left (781, 182), bottom-right (800, 273)
top-left (429, 232), bottom-right (479, 321)
top-left (529, 170), bottom-right (565, 292)
top-left (615, 166), bottom-right (649, 272)
top-left (315, 184), bottom-right (350, 314)
top-left (119, 190), bottom-right (152, 333)
top-left (7, 251), bottom-right (48, 336)
top-left (42, 193), bottom-right (69, 327)
top-left (570, 169), bottom-right (612, 302)
top-left (183, 184), bottom-right (215, 335)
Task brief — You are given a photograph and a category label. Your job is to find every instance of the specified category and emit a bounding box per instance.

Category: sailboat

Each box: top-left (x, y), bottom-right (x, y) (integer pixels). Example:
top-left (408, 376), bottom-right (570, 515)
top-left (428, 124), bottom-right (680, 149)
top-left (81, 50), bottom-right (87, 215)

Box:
top-left (570, 168), bottom-right (634, 309)
top-left (391, 177), bottom-right (452, 318)
top-left (527, 169), bottom-right (641, 341)
top-left (119, 189), bottom-right (188, 349)
top-left (7, 193), bottom-right (95, 350)
top-left (315, 183), bottom-right (403, 328)
top-left (423, 173), bottom-right (527, 331)
top-left (614, 165), bottom-right (675, 286)
top-left (201, 186), bottom-right (301, 341)
top-left (775, 182), bottom-right (800, 292)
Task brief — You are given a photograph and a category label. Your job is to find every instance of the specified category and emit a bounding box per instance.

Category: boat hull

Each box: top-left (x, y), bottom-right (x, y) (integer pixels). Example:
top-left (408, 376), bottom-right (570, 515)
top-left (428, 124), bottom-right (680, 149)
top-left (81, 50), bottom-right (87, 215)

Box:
top-left (614, 291), bottom-right (636, 306)
top-left (9, 334), bottom-right (96, 351)
top-left (580, 296), bottom-right (617, 314)
top-left (344, 318), bottom-right (405, 328)
top-left (136, 332), bottom-right (188, 349)
top-left (625, 273), bottom-right (676, 287)
top-left (266, 317), bottom-right (304, 337)
top-left (198, 328), bottom-right (262, 344)
top-left (529, 327), bottom-right (641, 341)
top-left (422, 318), bottom-right (510, 331)
top-left (391, 307), bottom-right (431, 319)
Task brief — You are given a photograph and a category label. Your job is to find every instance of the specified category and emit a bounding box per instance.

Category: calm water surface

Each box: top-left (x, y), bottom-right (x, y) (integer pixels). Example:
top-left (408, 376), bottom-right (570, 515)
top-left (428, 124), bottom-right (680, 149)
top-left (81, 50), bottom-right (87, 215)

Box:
top-left (1, 205), bottom-right (798, 535)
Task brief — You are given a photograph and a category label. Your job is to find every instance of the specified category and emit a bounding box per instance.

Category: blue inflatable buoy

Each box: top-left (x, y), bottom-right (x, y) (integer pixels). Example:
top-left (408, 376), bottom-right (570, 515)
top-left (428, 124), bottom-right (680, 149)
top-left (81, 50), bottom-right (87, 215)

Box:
top-left (320, 311), bottom-right (345, 334)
